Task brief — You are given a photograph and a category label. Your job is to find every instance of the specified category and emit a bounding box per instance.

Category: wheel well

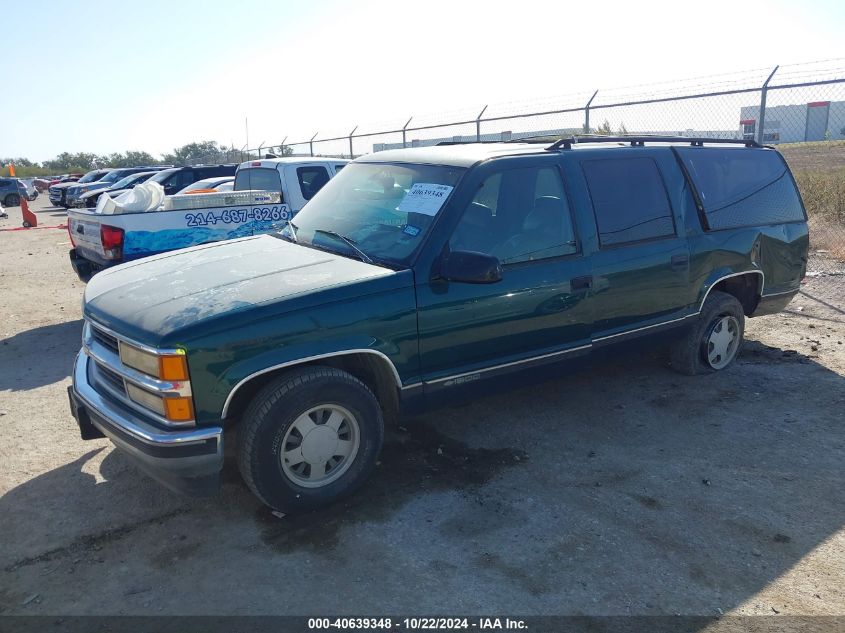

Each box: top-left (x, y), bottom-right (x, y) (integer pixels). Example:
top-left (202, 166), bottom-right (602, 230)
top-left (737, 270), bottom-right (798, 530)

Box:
top-left (711, 274), bottom-right (762, 316)
top-left (223, 354), bottom-right (401, 426)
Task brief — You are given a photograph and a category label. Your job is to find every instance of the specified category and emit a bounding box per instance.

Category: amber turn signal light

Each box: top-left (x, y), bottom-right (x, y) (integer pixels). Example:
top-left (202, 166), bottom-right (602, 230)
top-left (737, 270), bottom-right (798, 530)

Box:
top-left (159, 354), bottom-right (189, 381)
top-left (164, 397), bottom-right (194, 422)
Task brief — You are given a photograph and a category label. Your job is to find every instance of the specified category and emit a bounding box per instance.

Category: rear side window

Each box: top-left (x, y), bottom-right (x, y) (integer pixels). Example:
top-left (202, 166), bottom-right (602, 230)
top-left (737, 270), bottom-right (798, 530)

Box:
top-left (582, 157), bottom-right (675, 246)
top-left (234, 168), bottom-right (282, 194)
top-left (676, 148), bottom-right (805, 230)
top-left (297, 166), bottom-right (330, 200)
top-left (170, 170), bottom-right (195, 190)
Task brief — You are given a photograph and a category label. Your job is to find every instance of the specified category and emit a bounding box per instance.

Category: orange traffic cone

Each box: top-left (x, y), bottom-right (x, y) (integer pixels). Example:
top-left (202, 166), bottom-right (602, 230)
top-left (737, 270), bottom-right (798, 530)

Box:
top-left (21, 196), bottom-right (38, 228)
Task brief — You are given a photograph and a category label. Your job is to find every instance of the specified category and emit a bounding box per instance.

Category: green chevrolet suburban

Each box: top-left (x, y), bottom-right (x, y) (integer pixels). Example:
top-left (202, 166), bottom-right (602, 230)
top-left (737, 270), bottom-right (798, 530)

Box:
top-left (68, 136), bottom-right (809, 512)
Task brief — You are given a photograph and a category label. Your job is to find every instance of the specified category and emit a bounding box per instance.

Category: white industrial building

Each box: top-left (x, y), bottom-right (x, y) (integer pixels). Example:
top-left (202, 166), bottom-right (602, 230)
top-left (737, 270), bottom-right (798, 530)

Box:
top-left (740, 100), bottom-right (845, 143)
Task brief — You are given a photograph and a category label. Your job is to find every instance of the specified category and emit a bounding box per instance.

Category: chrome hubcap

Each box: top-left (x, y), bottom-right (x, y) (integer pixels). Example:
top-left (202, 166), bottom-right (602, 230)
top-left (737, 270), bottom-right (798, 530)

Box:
top-left (705, 315), bottom-right (740, 369)
top-left (280, 405), bottom-right (360, 488)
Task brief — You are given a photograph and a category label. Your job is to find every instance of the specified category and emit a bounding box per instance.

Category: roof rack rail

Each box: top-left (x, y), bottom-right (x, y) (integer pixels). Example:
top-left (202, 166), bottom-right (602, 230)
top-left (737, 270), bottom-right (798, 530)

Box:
top-left (435, 140), bottom-right (502, 146)
top-left (546, 135), bottom-right (762, 150)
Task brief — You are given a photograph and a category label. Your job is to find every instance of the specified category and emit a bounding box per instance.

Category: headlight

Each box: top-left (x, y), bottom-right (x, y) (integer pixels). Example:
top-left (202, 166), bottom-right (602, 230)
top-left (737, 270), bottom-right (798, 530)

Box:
top-left (118, 342), bottom-right (189, 381)
top-left (125, 383), bottom-right (195, 423)
top-left (80, 187), bottom-right (89, 193)
top-left (125, 382), bottom-right (166, 416)
top-left (118, 341), bottom-right (194, 424)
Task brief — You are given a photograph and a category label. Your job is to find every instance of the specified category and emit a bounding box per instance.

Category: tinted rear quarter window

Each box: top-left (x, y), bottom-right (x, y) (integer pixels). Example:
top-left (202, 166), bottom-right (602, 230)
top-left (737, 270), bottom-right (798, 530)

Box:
top-left (297, 166), bottom-right (330, 200)
top-left (676, 147), bottom-right (805, 230)
top-left (582, 157), bottom-right (675, 246)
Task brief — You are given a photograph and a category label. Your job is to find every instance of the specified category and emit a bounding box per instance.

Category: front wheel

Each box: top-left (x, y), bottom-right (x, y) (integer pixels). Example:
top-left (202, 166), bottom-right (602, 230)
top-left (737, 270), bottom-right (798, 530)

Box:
top-left (4, 194), bottom-right (19, 207)
top-left (670, 290), bottom-right (745, 375)
top-left (237, 366), bottom-right (384, 513)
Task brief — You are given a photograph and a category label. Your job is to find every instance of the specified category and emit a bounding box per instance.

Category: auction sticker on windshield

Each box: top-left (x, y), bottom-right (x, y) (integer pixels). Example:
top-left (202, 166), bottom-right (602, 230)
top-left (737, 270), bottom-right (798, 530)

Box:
top-left (397, 183), bottom-right (453, 216)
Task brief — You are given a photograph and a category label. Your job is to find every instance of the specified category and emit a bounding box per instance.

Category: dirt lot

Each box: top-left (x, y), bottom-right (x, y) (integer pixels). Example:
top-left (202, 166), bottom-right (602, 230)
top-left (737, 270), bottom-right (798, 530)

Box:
top-left (1, 197), bottom-right (843, 617)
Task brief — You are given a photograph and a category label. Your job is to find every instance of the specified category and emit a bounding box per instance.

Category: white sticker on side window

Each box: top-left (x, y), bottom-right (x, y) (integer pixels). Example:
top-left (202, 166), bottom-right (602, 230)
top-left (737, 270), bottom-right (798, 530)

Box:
top-left (397, 183), bottom-right (454, 216)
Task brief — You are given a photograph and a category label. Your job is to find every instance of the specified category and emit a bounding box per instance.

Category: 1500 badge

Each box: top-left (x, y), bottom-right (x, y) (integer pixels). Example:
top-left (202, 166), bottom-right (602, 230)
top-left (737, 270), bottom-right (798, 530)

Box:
top-left (185, 205), bottom-right (290, 227)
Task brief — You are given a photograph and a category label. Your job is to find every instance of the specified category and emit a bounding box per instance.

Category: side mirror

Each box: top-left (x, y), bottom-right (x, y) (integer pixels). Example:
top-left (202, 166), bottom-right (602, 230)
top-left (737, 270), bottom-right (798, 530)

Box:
top-left (440, 250), bottom-right (502, 284)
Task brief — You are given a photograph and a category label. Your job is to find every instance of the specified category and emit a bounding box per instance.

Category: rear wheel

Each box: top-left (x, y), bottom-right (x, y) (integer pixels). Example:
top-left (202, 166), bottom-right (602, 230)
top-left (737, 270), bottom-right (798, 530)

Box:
top-left (237, 366), bottom-right (384, 513)
top-left (670, 290), bottom-right (745, 375)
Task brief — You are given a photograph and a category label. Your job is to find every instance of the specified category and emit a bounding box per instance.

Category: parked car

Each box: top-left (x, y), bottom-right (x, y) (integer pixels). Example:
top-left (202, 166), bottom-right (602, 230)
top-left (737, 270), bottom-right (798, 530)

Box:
top-left (33, 178), bottom-right (52, 192)
top-left (18, 179), bottom-right (38, 201)
top-left (177, 176), bottom-right (235, 194)
top-left (67, 137), bottom-right (808, 512)
top-left (49, 169), bottom-right (112, 208)
top-left (67, 159), bottom-right (345, 280)
top-left (0, 178), bottom-right (22, 207)
top-left (77, 171), bottom-right (158, 208)
top-left (65, 166), bottom-right (169, 208)
top-left (49, 173), bottom-right (84, 186)
top-left (146, 164), bottom-right (238, 196)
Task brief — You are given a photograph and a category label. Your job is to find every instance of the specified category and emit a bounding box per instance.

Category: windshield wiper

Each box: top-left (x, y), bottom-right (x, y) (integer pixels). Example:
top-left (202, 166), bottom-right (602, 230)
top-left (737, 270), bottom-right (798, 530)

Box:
top-left (313, 229), bottom-right (373, 264)
top-left (284, 220), bottom-right (299, 243)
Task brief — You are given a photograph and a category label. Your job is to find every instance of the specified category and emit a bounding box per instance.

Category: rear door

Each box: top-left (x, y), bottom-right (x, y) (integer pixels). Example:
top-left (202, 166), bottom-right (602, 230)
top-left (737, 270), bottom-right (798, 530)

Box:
top-left (565, 149), bottom-right (691, 344)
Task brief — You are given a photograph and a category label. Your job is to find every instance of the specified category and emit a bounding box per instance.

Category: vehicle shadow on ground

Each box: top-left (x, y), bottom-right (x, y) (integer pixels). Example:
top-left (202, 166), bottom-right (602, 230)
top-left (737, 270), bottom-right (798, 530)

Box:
top-left (0, 320), bottom-right (82, 391)
top-left (2, 340), bottom-right (843, 615)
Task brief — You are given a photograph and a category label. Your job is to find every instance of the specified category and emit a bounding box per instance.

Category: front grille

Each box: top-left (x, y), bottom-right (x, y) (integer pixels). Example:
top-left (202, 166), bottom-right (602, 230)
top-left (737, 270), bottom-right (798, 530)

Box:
top-left (93, 360), bottom-right (126, 396)
top-left (91, 325), bottom-right (120, 355)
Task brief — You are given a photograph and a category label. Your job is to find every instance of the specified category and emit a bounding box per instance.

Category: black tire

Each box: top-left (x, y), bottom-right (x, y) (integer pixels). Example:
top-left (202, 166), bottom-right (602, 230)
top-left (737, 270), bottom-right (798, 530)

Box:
top-left (237, 366), bottom-right (384, 513)
top-left (4, 194), bottom-right (19, 207)
top-left (670, 290), bottom-right (745, 376)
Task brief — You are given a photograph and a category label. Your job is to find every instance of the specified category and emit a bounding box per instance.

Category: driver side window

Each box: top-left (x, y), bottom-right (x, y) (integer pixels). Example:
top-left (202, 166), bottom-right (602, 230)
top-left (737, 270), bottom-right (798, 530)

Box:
top-left (448, 165), bottom-right (576, 264)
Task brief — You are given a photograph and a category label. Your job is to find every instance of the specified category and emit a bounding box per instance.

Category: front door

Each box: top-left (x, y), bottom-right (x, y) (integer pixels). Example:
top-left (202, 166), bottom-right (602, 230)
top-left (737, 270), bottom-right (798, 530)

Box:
top-left (416, 157), bottom-right (592, 390)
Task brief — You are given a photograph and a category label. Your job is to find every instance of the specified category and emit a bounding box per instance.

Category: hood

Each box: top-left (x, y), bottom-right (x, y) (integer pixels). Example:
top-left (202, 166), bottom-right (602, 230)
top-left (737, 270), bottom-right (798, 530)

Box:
top-left (70, 181), bottom-right (111, 194)
top-left (81, 187), bottom-right (126, 200)
top-left (50, 182), bottom-right (79, 191)
top-left (83, 235), bottom-right (403, 345)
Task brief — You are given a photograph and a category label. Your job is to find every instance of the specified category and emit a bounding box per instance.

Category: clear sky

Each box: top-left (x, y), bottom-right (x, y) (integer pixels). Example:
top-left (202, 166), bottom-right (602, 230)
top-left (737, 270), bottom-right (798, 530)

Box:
top-left (2, 0), bottom-right (844, 162)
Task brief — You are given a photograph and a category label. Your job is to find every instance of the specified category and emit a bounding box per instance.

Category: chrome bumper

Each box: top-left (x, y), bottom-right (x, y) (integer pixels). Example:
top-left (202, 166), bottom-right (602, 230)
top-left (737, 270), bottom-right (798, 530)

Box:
top-left (70, 350), bottom-right (224, 495)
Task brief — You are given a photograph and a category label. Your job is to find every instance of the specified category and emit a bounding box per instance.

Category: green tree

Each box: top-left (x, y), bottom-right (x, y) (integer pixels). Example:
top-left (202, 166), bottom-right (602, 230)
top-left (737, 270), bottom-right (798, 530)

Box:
top-left (161, 141), bottom-right (227, 165)
top-left (1, 157), bottom-right (37, 168)
top-left (43, 152), bottom-right (103, 171)
top-left (104, 150), bottom-right (159, 167)
top-left (595, 120), bottom-right (613, 135)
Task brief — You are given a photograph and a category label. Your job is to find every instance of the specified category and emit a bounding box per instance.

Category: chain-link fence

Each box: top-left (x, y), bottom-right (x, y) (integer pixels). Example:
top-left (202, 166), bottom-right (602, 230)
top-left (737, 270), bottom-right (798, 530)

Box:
top-left (194, 60), bottom-right (845, 301)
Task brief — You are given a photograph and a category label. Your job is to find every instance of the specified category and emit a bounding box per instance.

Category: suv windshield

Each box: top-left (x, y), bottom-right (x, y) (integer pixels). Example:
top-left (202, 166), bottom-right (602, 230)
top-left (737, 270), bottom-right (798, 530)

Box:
top-left (149, 168), bottom-right (179, 184)
top-left (78, 170), bottom-right (105, 184)
top-left (111, 172), bottom-right (151, 189)
top-left (283, 162), bottom-right (464, 265)
top-left (99, 170), bottom-right (126, 184)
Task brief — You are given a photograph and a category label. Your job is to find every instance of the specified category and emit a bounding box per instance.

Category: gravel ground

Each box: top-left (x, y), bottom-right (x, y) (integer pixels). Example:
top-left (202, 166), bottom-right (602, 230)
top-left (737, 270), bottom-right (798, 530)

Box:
top-left (1, 197), bottom-right (843, 616)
